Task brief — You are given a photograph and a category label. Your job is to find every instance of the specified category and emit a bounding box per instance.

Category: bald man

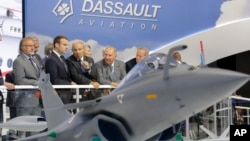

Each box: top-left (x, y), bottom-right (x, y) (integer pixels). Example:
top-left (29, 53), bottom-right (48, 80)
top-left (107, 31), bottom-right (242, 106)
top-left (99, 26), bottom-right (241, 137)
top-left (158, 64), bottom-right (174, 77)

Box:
top-left (126, 47), bottom-right (149, 73)
top-left (66, 40), bottom-right (100, 100)
top-left (95, 46), bottom-right (126, 88)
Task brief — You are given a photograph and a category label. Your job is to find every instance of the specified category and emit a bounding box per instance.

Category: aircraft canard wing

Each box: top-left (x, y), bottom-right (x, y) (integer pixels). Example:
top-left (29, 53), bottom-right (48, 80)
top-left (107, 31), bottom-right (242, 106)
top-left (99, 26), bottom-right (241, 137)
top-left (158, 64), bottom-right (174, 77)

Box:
top-left (16, 131), bottom-right (51, 141)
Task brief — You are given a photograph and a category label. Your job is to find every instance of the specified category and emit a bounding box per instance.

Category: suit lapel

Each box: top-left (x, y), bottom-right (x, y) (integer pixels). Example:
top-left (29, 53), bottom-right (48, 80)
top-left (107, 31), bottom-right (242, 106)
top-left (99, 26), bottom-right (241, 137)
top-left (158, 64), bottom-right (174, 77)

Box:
top-left (21, 55), bottom-right (40, 77)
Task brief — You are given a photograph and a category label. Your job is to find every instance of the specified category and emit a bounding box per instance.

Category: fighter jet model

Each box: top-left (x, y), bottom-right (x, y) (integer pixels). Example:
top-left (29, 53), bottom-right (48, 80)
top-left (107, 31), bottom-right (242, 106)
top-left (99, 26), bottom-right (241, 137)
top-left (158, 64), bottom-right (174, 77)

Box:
top-left (17, 45), bottom-right (250, 141)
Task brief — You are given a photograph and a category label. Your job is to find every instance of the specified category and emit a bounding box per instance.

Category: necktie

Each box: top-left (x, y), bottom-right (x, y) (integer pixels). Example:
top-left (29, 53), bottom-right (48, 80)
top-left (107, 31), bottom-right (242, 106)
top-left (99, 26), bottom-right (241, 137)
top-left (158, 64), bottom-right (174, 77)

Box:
top-left (60, 55), bottom-right (68, 72)
top-left (29, 57), bottom-right (40, 74)
top-left (108, 65), bottom-right (113, 75)
top-left (78, 59), bottom-right (85, 73)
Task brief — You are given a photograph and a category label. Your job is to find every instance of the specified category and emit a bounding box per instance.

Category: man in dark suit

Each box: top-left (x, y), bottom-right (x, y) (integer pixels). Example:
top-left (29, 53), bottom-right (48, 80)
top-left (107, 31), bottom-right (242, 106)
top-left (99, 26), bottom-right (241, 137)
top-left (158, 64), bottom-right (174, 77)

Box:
top-left (13, 37), bottom-right (44, 117)
top-left (126, 47), bottom-right (149, 73)
top-left (45, 35), bottom-right (77, 104)
top-left (95, 46), bottom-right (126, 90)
top-left (5, 71), bottom-right (16, 119)
top-left (66, 40), bottom-right (100, 100)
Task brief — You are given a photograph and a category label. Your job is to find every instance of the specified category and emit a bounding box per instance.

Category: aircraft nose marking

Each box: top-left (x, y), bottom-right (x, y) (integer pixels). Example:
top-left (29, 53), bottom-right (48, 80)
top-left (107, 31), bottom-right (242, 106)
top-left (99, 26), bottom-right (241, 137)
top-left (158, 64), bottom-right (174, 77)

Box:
top-left (146, 94), bottom-right (158, 99)
top-left (117, 94), bottom-right (124, 104)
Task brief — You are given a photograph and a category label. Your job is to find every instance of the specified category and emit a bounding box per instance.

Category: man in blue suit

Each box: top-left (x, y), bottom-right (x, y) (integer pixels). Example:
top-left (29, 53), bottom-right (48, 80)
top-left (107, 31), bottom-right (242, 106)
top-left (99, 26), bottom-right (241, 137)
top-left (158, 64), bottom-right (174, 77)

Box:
top-left (45, 35), bottom-right (77, 104)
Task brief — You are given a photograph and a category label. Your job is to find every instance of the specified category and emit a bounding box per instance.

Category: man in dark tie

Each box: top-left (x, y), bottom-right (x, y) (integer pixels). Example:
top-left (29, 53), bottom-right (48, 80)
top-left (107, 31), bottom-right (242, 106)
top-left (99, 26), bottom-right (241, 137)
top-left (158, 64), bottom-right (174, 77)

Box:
top-left (13, 37), bottom-right (44, 137)
top-left (13, 37), bottom-right (43, 117)
top-left (66, 40), bottom-right (100, 101)
top-left (29, 57), bottom-right (40, 75)
top-left (29, 35), bottom-right (44, 68)
top-left (45, 35), bottom-right (77, 104)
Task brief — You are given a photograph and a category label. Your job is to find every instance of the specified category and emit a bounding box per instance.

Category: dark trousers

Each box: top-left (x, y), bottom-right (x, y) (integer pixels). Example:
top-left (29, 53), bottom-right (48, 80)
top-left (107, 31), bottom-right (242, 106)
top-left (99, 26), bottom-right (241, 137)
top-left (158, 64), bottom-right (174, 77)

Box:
top-left (56, 89), bottom-right (74, 104)
top-left (0, 91), bottom-right (3, 122)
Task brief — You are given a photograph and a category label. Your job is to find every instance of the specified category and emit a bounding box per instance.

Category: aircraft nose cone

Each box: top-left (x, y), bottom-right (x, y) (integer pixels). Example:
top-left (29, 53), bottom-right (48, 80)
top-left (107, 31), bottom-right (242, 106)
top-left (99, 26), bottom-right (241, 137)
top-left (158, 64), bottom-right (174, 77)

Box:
top-left (214, 68), bottom-right (249, 82)
top-left (202, 68), bottom-right (250, 95)
top-left (178, 68), bottom-right (250, 117)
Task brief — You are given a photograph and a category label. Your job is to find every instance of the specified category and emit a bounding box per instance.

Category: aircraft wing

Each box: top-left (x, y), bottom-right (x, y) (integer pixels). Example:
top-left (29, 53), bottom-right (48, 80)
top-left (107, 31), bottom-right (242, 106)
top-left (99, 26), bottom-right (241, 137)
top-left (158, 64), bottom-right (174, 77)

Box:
top-left (0, 116), bottom-right (47, 132)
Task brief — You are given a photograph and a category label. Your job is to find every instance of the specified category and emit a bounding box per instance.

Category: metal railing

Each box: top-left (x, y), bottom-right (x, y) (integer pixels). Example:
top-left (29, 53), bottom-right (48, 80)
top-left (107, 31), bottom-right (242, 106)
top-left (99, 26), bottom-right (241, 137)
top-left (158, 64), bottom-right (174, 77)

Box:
top-left (185, 95), bottom-right (250, 140)
top-left (0, 85), bottom-right (114, 103)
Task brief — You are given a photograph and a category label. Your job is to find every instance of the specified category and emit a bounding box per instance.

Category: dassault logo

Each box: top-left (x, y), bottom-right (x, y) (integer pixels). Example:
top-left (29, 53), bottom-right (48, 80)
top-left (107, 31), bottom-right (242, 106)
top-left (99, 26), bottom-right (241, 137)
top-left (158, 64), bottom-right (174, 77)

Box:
top-left (52, 0), bottom-right (73, 23)
top-left (81, 0), bottom-right (161, 20)
top-left (53, 0), bottom-right (161, 30)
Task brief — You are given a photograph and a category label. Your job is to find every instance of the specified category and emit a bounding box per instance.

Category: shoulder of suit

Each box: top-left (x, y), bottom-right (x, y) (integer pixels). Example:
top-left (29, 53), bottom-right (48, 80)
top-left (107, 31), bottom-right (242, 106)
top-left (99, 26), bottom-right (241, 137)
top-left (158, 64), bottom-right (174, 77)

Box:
top-left (126, 58), bottom-right (136, 64)
top-left (46, 53), bottom-right (59, 62)
top-left (14, 54), bottom-right (26, 61)
top-left (115, 59), bottom-right (125, 65)
top-left (66, 55), bottom-right (75, 61)
top-left (96, 59), bottom-right (103, 64)
top-left (34, 54), bottom-right (42, 58)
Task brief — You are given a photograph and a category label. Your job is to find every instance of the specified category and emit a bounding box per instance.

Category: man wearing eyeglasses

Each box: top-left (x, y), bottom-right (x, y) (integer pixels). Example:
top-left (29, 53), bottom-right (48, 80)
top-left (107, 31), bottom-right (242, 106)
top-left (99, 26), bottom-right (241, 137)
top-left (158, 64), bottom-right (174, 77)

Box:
top-left (13, 37), bottom-right (44, 136)
top-left (13, 37), bottom-right (44, 117)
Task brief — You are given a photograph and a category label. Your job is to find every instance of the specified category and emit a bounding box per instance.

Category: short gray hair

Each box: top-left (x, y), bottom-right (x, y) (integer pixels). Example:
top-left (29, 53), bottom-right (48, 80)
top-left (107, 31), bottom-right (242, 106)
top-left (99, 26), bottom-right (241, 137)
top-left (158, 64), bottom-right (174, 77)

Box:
top-left (44, 42), bottom-right (53, 55)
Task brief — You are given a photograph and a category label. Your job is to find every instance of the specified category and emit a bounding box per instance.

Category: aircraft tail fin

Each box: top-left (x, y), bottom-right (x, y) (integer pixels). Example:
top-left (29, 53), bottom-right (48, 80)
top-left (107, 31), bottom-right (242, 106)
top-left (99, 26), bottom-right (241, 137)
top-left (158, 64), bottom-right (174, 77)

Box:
top-left (38, 71), bottom-right (72, 130)
top-left (199, 40), bottom-right (206, 66)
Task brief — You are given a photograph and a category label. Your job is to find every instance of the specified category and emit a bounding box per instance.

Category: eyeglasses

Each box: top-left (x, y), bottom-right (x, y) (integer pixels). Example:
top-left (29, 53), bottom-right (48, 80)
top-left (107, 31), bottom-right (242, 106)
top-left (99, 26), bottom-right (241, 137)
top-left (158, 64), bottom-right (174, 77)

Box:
top-left (23, 45), bottom-right (34, 47)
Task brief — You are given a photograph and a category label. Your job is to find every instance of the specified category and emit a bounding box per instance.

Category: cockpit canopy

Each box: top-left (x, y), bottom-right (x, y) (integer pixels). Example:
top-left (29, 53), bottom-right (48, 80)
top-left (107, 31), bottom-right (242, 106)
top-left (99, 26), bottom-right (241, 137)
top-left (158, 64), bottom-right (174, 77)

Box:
top-left (118, 53), bottom-right (180, 88)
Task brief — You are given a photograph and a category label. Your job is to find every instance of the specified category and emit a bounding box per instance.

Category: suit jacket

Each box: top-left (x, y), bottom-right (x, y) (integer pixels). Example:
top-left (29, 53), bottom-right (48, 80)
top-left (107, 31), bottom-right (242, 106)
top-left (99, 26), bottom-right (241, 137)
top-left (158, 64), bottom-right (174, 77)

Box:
top-left (45, 52), bottom-right (71, 85)
top-left (13, 53), bottom-right (43, 85)
top-left (45, 53), bottom-right (74, 104)
top-left (66, 55), bottom-right (92, 84)
top-left (125, 58), bottom-right (136, 73)
top-left (33, 53), bottom-right (44, 70)
top-left (0, 69), bottom-right (3, 85)
top-left (84, 56), bottom-right (96, 81)
top-left (5, 71), bottom-right (15, 107)
top-left (95, 59), bottom-right (126, 85)
top-left (13, 53), bottom-right (43, 107)
top-left (84, 56), bottom-right (94, 68)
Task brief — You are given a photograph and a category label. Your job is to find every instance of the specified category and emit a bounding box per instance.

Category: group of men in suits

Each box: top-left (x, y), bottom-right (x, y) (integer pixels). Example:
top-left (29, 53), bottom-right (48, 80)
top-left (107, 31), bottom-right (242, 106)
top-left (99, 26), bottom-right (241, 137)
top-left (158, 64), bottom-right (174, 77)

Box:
top-left (8, 35), bottom-right (150, 119)
top-left (1, 34), bottom-right (151, 138)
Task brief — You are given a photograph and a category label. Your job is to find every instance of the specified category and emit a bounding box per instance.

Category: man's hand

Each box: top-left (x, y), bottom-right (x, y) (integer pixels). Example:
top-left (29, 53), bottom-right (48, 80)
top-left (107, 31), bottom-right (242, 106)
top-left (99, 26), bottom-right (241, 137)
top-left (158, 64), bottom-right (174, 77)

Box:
top-left (110, 82), bottom-right (118, 87)
top-left (71, 81), bottom-right (77, 85)
top-left (90, 81), bottom-right (100, 89)
top-left (4, 82), bottom-right (15, 90)
top-left (82, 61), bottom-right (90, 70)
